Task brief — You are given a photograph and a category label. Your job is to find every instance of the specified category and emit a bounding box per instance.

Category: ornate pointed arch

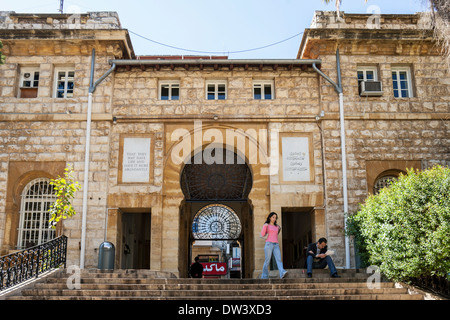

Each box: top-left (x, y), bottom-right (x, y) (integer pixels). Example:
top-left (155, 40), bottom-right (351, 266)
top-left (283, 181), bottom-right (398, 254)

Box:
top-left (180, 148), bottom-right (252, 201)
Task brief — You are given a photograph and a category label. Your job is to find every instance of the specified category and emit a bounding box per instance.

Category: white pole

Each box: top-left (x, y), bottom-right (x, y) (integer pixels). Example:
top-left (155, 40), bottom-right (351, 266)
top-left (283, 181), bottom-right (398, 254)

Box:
top-left (80, 91), bottom-right (93, 269)
top-left (313, 49), bottom-right (352, 269)
top-left (339, 92), bottom-right (351, 269)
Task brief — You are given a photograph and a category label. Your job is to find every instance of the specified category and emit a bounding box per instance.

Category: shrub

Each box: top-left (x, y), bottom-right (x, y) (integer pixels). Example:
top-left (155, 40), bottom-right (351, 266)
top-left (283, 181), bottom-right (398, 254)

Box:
top-left (48, 166), bottom-right (81, 229)
top-left (0, 40), bottom-right (5, 64)
top-left (347, 165), bottom-right (450, 282)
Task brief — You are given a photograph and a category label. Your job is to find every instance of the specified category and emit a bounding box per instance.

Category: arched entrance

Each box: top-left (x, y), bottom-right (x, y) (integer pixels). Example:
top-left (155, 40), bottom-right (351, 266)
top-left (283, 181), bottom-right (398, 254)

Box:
top-left (178, 148), bottom-right (254, 278)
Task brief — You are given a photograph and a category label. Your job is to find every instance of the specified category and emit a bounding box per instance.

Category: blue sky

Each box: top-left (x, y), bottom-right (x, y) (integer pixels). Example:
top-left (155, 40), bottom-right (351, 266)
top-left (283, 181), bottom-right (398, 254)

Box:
top-left (1, 0), bottom-right (429, 58)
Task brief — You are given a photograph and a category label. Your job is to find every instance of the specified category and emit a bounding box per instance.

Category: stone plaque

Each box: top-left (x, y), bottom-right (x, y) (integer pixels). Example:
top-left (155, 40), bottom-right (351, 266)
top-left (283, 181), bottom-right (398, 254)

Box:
top-left (121, 138), bottom-right (151, 183)
top-left (280, 135), bottom-right (313, 182)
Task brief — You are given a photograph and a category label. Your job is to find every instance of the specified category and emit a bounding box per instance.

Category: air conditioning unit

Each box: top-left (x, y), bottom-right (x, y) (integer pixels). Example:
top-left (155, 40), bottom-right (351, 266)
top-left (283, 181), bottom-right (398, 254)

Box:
top-left (359, 81), bottom-right (383, 96)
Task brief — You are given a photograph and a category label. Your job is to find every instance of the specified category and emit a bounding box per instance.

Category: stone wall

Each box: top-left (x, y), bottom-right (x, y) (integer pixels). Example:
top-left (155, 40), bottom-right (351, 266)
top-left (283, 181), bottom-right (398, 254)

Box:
top-left (304, 12), bottom-right (450, 267)
top-left (109, 65), bottom-right (326, 275)
top-left (0, 26), bottom-right (119, 267)
top-left (112, 67), bottom-right (320, 118)
top-left (310, 10), bottom-right (432, 30)
top-left (0, 11), bottom-right (121, 30)
top-left (0, 11), bottom-right (448, 274)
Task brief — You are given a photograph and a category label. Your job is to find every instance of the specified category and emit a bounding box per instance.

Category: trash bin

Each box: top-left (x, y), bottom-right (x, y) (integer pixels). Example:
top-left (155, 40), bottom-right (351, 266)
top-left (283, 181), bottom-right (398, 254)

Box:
top-left (98, 241), bottom-right (115, 270)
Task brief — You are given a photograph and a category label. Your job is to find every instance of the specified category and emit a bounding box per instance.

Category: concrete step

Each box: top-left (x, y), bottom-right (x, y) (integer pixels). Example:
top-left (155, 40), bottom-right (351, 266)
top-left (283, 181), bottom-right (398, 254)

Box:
top-left (33, 281), bottom-right (397, 290)
top-left (3, 268), bottom-right (425, 301)
top-left (18, 287), bottom-right (411, 297)
top-left (6, 293), bottom-right (424, 300)
top-left (54, 268), bottom-right (369, 278)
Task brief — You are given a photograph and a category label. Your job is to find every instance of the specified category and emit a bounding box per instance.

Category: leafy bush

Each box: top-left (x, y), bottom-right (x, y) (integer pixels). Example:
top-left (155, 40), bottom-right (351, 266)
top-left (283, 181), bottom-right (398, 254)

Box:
top-left (48, 166), bottom-right (81, 228)
top-left (0, 40), bottom-right (5, 64)
top-left (347, 165), bottom-right (450, 282)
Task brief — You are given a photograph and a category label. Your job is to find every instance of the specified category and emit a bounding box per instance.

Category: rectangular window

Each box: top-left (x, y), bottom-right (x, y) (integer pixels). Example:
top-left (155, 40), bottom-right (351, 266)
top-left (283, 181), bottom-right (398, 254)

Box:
top-left (206, 80), bottom-right (227, 100)
top-left (19, 67), bottom-right (40, 98)
top-left (357, 66), bottom-right (378, 86)
top-left (357, 66), bottom-right (383, 96)
top-left (253, 80), bottom-right (274, 100)
top-left (159, 80), bottom-right (180, 100)
top-left (391, 67), bottom-right (413, 98)
top-left (54, 67), bottom-right (74, 98)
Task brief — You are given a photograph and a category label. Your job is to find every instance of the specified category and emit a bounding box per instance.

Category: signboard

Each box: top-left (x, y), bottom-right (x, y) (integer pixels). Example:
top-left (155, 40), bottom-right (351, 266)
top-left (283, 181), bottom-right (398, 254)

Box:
top-left (201, 262), bottom-right (227, 276)
top-left (120, 137), bottom-right (152, 183)
top-left (279, 134), bottom-right (314, 183)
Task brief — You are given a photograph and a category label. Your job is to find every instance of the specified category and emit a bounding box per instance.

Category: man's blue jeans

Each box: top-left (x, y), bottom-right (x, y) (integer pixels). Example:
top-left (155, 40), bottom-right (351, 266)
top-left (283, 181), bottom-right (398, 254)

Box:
top-left (261, 242), bottom-right (287, 279)
top-left (306, 255), bottom-right (337, 276)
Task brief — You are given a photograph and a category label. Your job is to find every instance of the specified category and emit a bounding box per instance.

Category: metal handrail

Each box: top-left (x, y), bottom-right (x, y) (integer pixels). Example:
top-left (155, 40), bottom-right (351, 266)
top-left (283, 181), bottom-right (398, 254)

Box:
top-left (411, 275), bottom-right (450, 299)
top-left (0, 235), bottom-right (67, 291)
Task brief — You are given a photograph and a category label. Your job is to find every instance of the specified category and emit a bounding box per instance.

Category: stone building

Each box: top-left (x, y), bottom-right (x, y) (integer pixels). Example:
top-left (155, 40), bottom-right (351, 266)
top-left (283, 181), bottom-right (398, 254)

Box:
top-left (0, 11), bottom-right (448, 278)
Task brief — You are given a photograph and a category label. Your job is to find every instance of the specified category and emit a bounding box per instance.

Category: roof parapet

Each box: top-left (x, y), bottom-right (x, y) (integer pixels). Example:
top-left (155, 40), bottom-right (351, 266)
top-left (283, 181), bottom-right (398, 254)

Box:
top-left (0, 11), bottom-right (122, 30)
top-left (310, 10), bottom-right (433, 30)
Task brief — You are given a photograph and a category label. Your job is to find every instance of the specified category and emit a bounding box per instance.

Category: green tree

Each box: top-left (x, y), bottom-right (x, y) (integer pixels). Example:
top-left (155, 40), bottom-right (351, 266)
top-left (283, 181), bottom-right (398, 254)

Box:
top-left (48, 166), bottom-right (81, 229)
top-left (0, 40), bottom-right (5, 64)
top-left (429, 0), bottom-right (450, 67)
top-left (347, 165), bottom-right (450, 282)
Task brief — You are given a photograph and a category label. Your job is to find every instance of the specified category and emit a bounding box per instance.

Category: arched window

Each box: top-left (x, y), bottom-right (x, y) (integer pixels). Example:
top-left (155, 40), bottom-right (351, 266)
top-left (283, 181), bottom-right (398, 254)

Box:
top-left (192, 204), bottom-right (242, 240)
top-left (17, 178), bottom-right (56, 249)
top-left (373, 175), bottom-right (397, 194)
top-left (373, 170), bottom-right (404, 195)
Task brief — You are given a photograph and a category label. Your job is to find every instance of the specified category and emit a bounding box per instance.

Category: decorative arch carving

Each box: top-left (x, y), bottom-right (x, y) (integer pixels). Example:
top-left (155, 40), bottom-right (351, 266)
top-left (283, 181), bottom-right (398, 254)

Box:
top-left (180, 148), bottom-right (252, 201)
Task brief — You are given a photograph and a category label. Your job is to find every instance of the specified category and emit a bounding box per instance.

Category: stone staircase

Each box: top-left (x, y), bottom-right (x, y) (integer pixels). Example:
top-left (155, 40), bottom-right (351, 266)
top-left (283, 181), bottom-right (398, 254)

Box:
top-left (3, 268), bottom-right (425, 300)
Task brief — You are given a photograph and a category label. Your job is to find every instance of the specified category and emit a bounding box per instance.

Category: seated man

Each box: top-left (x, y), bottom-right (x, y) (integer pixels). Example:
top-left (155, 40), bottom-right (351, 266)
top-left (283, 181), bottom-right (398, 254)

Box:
top-left (306, 237), bottom-right (340, 278)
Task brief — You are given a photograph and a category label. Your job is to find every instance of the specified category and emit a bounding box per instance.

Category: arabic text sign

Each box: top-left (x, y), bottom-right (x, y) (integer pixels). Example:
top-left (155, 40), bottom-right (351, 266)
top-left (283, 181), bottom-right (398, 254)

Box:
top-left (201, 262), bottom-right (227, 275)
top-left (281, 136), bottom-right (311, 182)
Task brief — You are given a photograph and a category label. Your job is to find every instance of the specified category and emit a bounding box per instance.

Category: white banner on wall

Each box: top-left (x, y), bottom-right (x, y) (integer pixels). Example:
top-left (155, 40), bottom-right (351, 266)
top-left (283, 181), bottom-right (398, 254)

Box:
top-left (122, 137), bottom-right (151, 183)
top-left (281, 136), bottom-right (311, 182)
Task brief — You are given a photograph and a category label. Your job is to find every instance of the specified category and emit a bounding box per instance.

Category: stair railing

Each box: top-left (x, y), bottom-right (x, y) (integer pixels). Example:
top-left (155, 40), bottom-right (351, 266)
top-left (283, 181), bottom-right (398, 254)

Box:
top-left (0, 235), bottom-right (67, 291)
top-left (411, 275), bottom-right (449, 299)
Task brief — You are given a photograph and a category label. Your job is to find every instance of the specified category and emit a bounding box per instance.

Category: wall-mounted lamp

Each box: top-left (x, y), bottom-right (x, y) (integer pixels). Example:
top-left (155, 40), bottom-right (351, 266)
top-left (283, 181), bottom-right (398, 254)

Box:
top-left (113, 116), bottom-right (117, 124)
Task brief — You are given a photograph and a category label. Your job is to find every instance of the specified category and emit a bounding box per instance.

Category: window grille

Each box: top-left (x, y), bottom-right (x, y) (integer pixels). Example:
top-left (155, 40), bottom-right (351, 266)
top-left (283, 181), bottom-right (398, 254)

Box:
top-left (192, 204), bottom-right (242, 240)
top-left (373, 175), bottom-right (397, 195)
top-left (17, 178), bottom-right (56, 250)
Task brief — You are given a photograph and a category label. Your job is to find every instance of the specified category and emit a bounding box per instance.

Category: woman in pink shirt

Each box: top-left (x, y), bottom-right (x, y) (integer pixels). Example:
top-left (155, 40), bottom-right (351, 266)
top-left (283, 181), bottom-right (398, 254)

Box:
top-left (260, 212), bottom-right (288, 279)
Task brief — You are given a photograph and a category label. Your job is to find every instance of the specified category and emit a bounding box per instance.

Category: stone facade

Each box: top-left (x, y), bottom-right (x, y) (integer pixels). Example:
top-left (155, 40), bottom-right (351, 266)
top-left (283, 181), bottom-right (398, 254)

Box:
top-left (0, 12), bottom-right (133, 266)
top-left (299, 11), bottom-right (449, 266)
top-left (0, 11), bottom-right (448, 277)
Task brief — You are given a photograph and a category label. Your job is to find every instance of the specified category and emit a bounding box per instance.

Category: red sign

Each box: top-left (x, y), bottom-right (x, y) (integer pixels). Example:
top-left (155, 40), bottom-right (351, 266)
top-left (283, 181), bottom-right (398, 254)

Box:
top-left (201, 262), bottom-right (227, 275)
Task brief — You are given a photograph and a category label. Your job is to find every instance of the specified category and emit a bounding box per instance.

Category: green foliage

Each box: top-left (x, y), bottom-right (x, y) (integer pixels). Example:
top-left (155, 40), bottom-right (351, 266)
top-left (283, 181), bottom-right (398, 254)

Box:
top-left (0, 40), bottom-right (5, 65)
top-left (48, 166), bottom-right (81, 229)
top-left (347, 165), bottom-right (450, 282)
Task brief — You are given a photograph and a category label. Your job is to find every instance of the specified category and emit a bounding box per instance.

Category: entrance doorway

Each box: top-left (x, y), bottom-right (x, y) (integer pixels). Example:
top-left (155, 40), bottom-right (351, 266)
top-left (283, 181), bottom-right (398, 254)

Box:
top-left (190, 204), bottom-right (242, 278)
top-left (178, 148), bottom-right (254, 278)
top-left (281, 208), bottom-right (314, 269)
top-left (191, 240), bottom-right (242, 278)
top-left (121, 212), bottom-right (151, 269)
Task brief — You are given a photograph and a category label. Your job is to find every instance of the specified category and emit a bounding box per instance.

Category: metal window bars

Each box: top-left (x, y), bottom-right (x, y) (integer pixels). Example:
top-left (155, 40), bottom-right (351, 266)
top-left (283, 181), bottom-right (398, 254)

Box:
top-left (17, 178), bottom-right (56, 250)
